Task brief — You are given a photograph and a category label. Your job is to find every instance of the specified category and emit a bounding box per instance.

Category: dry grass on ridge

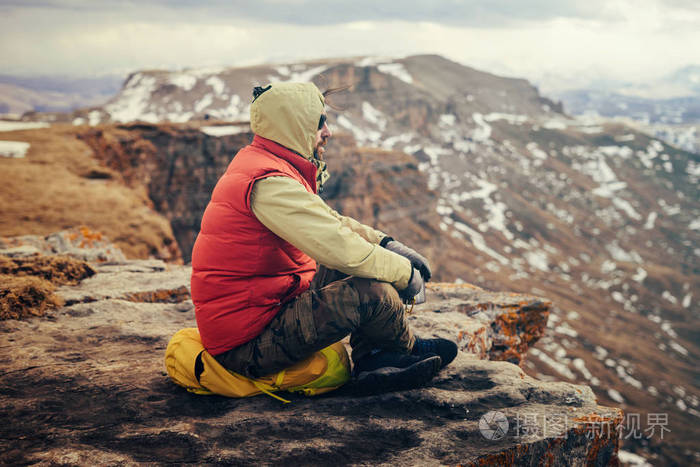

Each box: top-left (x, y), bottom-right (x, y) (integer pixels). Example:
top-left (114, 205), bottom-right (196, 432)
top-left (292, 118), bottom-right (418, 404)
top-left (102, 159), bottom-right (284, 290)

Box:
top-left (0, 124), bottom-right (177, 260)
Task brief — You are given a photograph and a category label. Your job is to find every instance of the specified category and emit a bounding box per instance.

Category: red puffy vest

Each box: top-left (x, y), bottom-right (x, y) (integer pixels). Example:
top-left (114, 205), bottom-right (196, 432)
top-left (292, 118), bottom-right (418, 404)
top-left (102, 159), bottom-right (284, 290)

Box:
top-left (191, 135), bottom-right (318, 355)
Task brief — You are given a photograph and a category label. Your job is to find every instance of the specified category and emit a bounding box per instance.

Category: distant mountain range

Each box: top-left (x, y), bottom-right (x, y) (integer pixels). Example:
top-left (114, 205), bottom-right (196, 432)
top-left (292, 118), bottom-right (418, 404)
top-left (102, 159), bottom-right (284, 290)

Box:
top-left (5, 62), bottom-right (699, 157)
top-left (0, 74), bottom-right (122, 115)
top-left (547, 65), bottom-right (700, 154)
top-left (558, 90), bottom-right (700, 124)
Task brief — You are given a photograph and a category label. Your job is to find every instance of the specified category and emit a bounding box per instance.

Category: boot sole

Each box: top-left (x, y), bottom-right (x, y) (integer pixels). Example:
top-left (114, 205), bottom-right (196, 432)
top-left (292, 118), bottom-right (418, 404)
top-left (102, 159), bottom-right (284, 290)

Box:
top-left (352, 355), bottom-right (442, 396)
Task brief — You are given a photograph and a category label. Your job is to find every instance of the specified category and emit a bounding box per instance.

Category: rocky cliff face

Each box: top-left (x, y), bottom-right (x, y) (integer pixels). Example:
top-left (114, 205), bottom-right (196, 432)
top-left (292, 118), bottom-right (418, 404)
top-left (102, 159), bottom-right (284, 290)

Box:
top-left (77, 122), bottom-right (250, 263)
top-left (76, 126), bottom-right (460, 271)
top-left (0, 243), bottom-right (621, 465)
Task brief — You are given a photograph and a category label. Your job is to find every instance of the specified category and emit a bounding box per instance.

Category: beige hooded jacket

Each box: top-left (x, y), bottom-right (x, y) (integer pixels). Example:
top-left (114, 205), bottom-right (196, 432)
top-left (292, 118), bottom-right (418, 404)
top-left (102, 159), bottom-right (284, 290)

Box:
top-left (248, 82), bottom-right (412, 289)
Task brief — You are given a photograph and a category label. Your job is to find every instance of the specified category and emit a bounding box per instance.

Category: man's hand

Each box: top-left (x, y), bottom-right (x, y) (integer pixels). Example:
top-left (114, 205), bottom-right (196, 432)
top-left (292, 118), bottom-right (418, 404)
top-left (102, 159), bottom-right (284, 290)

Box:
top-left (383, 239), bottom-right (432, 281)
top-left (400, 267), bottom-right (425, 304)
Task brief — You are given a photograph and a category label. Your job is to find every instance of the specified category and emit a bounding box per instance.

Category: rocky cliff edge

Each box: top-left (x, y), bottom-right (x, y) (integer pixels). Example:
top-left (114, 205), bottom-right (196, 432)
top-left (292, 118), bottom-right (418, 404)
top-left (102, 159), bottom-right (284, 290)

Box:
top-left (0, 233), bottom-right (621, 465)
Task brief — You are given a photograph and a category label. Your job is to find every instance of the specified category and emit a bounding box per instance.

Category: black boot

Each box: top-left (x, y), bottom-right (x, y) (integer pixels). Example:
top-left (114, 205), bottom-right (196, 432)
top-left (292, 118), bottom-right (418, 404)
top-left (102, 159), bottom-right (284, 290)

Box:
top-left (411, 337), bottom-right (458, 369)
top-left (352, 351), bottom-right (442, 396)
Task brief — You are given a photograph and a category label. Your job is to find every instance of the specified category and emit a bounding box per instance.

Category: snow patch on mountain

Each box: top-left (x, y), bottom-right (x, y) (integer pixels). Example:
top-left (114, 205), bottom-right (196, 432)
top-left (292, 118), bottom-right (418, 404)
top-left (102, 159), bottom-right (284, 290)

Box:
top-left (194, 94), bottom-right (213, 113)
top-left (381, 132), bottom-right (414, 150)
top-left (105, 73), bottom-right (158, 123)
top-left (484, 113), bottom-right (528, 125)
top-left (0, 121), bottom-right (49, 132)
top-left (205, 76), bottom-right (226, 96)
top-left (632, 267), bottom-right (647, 282)
top-left (543, 119), bottom-right (568, 130)
top-left (607, 389), bottom-right (624, 403)
top-left (170, 73), bottom-right (197, 91)
top-left (377, 63), bottom-right (413, 84)
top-left (274, 65), bottom-right (291, 77)
top-left (578, 126), bottom-right (603, 134)
top-left (612, 198), bottom-right (642, 220)
top-left (669, 341), bottom-right (689, 356)
top-left (526, 142), bottom-right (548, 160)
top-left (205, 95), bottom-right (246, 121)
top-left (200, 125), bottom-right (248, 137)
top-left (362, 102), bottom-right (386, 131)
top-left (440, 114), bottom-right (456, 126)
top-left (605, 241), bottom-right (642, 263)
top-left (643, 212), bottom-right (657, 229)
top-left (662, 291), bottom-right (678, 305)
top-left (524, 250), bottom-right (549, 271)
top-left (452, 220), bottom-right (509, 265)
top-left (530, 348), bottom-right (575, 380)
top-left (288, 64), bottom-right (328, 83)
top-left (617, 450), bottom-right (652, 467)
top-left (337, 115), bottom-right (381, 144)
top-left (687, 160), bottom-right (700, 182)
top-left (355, 56), bottom-right (394, 67)
top-left (187, 66), bottom-right (225, 78)
top-left (0, 140), bottom-right (30, 158)
top-left (682, 293), bottom-right (692, 308)
top-left (471, 113), bottom-right (492, 142)
top-left (614, 134), bottom-right (635, 142)
top-left (450, 179), bottom-right (496, 201)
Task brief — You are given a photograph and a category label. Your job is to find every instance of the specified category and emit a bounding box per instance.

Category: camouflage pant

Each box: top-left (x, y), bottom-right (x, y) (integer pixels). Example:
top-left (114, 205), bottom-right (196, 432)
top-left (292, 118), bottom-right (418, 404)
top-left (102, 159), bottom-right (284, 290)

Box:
top-left (214, 266), bottom-right (415, 378)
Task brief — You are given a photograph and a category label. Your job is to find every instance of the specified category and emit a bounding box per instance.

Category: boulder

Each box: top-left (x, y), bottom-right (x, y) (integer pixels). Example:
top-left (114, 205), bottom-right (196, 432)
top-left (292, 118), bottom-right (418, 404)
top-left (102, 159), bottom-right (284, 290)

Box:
top-left (413, 283), bottom-right (551, 364)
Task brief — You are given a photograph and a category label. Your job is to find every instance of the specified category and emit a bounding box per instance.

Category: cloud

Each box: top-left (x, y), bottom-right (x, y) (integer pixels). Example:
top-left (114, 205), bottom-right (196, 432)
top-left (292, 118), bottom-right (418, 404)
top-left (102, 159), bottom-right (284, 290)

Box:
top-left (663, 0), bottom-right (700, 10)
top-left (3, 0), bottom-right (698, 29)
top-left (0, 0), bottom-right (698, 87)
top-left (0, 15), bottom-right (252, 76)
top-left (0, 0), bottom-right (625, 27)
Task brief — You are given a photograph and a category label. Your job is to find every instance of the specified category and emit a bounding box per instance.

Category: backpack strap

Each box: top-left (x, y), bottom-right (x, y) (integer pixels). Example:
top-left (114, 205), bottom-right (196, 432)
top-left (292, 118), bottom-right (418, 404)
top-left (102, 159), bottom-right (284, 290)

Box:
top-left (252, 379), bottom-right (290, 404)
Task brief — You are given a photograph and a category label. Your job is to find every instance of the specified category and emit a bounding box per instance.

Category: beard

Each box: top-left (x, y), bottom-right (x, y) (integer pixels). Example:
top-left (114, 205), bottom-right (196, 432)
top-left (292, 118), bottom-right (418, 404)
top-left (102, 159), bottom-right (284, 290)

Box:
top-left (314, 140), bottom-right (327, 160)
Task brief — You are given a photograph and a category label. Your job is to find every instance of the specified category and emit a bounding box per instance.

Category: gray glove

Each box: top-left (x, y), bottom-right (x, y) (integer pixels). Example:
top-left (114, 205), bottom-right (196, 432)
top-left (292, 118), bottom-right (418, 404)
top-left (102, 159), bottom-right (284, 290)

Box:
top-left (382, 238), bottom-right (432, 282)
top-left (400, 267), bottom-right (425, 304)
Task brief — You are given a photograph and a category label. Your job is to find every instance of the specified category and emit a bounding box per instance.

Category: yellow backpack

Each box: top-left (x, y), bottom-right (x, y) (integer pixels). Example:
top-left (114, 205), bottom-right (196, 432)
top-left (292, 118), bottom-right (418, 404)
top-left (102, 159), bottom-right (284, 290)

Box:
top-left (164, 328), bottom-right (350, 403)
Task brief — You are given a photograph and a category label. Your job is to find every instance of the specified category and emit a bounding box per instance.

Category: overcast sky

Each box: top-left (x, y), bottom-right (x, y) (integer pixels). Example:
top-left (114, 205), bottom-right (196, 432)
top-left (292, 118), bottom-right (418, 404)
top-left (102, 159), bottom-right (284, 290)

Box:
top-left (1, 0), bottom-right (699, 92)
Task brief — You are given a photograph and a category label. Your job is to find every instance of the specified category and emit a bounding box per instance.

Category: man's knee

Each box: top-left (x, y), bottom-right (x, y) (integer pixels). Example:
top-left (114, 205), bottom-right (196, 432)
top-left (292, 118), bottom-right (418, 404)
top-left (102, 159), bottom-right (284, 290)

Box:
top-left (348, 277), bottom-right (402, 310)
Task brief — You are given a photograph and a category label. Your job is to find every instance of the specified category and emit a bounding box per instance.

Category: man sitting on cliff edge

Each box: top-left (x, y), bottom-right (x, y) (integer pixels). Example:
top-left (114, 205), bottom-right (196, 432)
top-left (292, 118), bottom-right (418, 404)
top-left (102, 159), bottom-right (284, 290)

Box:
top-left (190, 82), bottom-right (457, 393)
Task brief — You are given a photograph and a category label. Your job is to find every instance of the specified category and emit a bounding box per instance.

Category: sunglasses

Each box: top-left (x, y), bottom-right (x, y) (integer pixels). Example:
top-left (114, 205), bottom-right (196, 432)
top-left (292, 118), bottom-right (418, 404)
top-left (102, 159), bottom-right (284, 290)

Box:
top-left (318, 114), bottom-right (327, 130)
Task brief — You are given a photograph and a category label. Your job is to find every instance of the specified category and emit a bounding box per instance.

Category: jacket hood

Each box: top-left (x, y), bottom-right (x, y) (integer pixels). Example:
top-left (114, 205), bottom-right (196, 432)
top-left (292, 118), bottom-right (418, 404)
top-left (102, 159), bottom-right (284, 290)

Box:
top-left (250, 82), bottom-right (324, 161)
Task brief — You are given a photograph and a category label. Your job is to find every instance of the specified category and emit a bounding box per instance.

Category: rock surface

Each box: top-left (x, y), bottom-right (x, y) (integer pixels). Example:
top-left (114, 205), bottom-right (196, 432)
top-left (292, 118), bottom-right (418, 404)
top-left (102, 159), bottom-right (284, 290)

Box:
top-left (0, 260), bottom-right (620, 465)
top-left (0, 227), bottom-right (127, 263)
top-left (414, 283), bottom-right (551, 365)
